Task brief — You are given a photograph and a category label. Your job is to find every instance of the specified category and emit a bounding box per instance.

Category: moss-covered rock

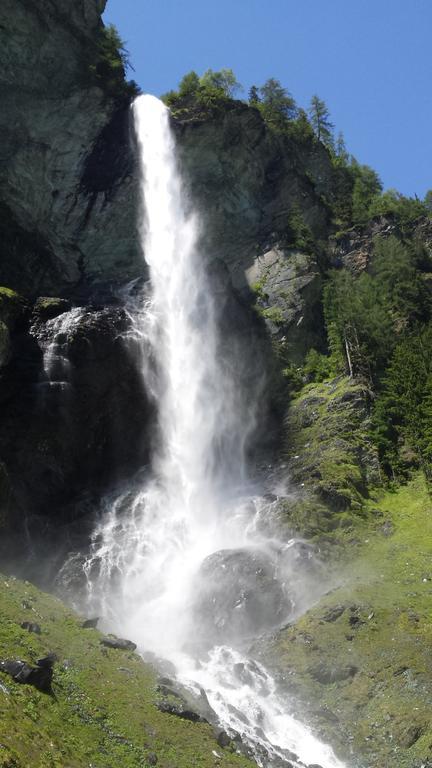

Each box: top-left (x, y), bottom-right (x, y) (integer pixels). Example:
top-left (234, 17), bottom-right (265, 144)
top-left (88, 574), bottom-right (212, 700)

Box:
top-left (247, 248), bottom-right (324, 363)
top-left (257, 476), bottom-right (432, 768)
top-left (284, 376), bottom-right (380, 514)
top-left (32, 297), bottom-right (72, 323)
top-left (0, 287), bottom-right (28, 330)
top-left (0, 573), bottom-right (254, 768)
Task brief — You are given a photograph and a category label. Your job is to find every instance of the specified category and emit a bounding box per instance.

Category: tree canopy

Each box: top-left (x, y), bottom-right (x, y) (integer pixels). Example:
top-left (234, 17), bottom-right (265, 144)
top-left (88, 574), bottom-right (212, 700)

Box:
top-left (308, 95), bottom-right (334, 149)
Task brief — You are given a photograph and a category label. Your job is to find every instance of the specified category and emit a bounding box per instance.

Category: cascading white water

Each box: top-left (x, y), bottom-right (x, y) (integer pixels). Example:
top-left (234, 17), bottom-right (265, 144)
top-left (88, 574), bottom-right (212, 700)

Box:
top-left (83, 95), bottom-right (346, 768)
top-left (36, 307), bottom-right (86, 390)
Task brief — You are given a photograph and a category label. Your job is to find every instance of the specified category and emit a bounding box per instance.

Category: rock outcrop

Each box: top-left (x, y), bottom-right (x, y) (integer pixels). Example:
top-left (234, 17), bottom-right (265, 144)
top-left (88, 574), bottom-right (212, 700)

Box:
top-left (0, 0), bottom-right (344, 538)
top-left (0, 0), bottom-right (141, 296)
top-left (0, 302), bottom-right (152, 541)
top-left (195, 547), bottom-right (292, 643)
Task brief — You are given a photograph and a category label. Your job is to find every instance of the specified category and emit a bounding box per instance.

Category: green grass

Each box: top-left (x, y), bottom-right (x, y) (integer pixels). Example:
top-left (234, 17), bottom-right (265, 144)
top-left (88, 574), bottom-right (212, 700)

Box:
top-left (0, 576), bottom-right (254, 768)
top-left (259, 475), bottom-right (432, 768)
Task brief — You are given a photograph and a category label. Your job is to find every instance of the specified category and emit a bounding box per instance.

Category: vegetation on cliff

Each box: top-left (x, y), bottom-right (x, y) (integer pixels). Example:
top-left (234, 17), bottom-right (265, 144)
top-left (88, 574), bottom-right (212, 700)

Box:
top-left (86, 23), bottom-right (140, 99)
top-left (0, 575), bottom-right (253, 768)
top-left (257, 475), bottom-right (432, 768)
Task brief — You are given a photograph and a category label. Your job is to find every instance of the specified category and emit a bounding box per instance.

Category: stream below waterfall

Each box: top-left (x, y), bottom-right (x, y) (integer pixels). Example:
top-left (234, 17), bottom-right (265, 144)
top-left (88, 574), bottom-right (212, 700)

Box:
top-left (65, 95), bottom-right (346, 768)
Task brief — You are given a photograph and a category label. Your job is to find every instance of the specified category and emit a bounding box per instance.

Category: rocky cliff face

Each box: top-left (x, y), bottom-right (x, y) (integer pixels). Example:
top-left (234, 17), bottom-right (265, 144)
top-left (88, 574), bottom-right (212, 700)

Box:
top-left (0, 0), bottom-right (140, 296)
top-left (0, 0), bottom-right (340, 301)
top-left (0, 0), bottom-right (343, 535)
top-left (176, 103), bottom-right (340, 360)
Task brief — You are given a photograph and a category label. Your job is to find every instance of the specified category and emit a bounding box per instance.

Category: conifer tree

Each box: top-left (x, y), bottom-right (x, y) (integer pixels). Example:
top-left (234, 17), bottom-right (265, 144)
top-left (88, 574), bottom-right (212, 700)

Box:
top-left (258, 78), bottom-right (297, 129)
top-left (248, 85), bottom-right (260, 104)
top-left (308, 95), bottom-right (334, 148)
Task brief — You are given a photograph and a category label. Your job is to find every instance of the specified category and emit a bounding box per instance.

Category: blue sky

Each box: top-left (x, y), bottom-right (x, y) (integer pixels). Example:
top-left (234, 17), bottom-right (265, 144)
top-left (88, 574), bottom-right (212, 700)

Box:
top-left (104, 0), bottom-right (432, 198)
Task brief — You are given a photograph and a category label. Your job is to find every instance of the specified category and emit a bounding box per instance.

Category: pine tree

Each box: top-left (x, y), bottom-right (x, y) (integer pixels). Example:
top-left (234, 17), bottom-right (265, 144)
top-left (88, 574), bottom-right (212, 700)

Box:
top-left (334, 132), bottom-right (350, 165)
top-left (308, 95), bottom-right (334, 148)
top-left (248, 85), bottom-right (260, 104)
top-left (350, 160), bottom-right (383, 224)
top-left (258, 78), bottom-right (297, 130)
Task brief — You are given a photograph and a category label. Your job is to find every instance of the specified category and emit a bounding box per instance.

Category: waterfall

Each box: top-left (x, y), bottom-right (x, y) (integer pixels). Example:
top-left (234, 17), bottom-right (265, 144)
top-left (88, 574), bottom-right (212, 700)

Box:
top-left (82, 95), bottom-right (346, 768)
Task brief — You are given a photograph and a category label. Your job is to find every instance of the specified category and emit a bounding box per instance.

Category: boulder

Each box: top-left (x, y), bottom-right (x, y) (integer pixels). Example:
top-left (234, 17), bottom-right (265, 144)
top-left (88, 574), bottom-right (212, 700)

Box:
top-left (194, 547), bottom-right (292, 643)
top-left (100, 636), bottom-right (137, 652)
top-left (32, 297), bottom-right (72, 322)
top-left (0, 653), bottom-right (56, 693)
top-left (82, 617), bottom-right (99, 629)
top-left (20, 621), bottom-right (41, 634)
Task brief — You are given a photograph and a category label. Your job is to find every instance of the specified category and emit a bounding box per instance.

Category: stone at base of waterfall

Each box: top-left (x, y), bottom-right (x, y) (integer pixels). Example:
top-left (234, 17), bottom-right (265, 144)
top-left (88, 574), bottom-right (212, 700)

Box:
top-left (155, 677), bottom-right (216, 725)
top-left (82, 617), bottom-right (99, 629)
top-left (100, 635), bottom-right (137, 652)
top-left (194, 547), bottom-right (292, 643)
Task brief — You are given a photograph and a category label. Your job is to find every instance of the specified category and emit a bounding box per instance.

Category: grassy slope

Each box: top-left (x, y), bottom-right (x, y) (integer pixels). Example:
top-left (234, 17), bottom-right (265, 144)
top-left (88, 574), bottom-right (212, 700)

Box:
top-left (0, 576), bottom-right (254, 768)
top-left (259, 475), bottom-right (432, 768)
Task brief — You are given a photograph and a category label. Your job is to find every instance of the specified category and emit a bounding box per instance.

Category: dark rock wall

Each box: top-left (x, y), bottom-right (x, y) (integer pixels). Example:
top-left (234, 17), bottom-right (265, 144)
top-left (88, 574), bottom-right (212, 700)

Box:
top-left (0, 0), bottom-right (141, 295)
top-left (0, 0), bottom-right (339, 536)
top-left (0, 304), bottom-right (153, 535)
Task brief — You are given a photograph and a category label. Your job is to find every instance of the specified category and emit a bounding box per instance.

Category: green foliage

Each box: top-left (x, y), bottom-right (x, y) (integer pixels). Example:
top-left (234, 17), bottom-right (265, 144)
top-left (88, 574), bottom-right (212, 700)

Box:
top-left (248, 85), bottom-right (260, 104)
top-left (161, 68), bottom-right (239, 117)
top-left (424, 189), bottom-right (432, 214)
top-left (199, 68), bottom-right (242, 97)
top-left (266, 476), bottom-right (432, 768)
top-left (371, 236), bottom-right (431, 331)
top-left (368, 189), bottom-right (427, 228)
top-left (0, 575), bottom-right (254, 768)
top-left (88, 24), bottom-right (140, 99)
top-left (322, 235), bottom-right (432, 480)
top-left (285, 376), bottom-right (377, 512)
top-left (333, 132), bottom-right (350, 166)
top-left (308, 95), bottom-right (334, 149)
top-left (286, 205), bottom-right (315, 250)
top-left (178, 70), bottom-right (201, 97)
top-left (303, 348), bottom-right (334, 382)
top-left (372, 325), bottom-right (432, 479)
top-left (286, 108), bottom-right (316, 145)
top-left (323, 237), bottom-right (431, 384)
top-left (350, 160), bottom-right (383, 225)
top-left (257, 78), bottom-right (297, 131)
top-left (323, 269), bottom-right (392, 381)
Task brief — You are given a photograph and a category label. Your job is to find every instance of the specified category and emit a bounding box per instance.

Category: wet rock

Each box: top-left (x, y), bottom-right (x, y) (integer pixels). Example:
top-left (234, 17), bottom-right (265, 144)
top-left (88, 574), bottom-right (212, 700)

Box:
top-left (321, 605), bottom-right (345, 623)
top-left (309, 662), bottom-right (358, 684)
top-left (32, 297), bottom-right (72, 322)
top-left (380, 520), bottom-right (394, 537)
top-left (156, 701), bottom-right (204, 722)
top-left (396, 724), bottom-right (425, 748)
top-left (348, 614), bottom-right (365, 628)
top-left (0, 304), bottom-right (153, 562)
top-left (36, 653), bottom-right (57, 668)
top-left (20, 621), bottom-right (41, 634)
top-left (100, 635), bottom-right (137, 652)
top-left (195, 547), bottom-right (292, 643)
top-left (0, 656), bottom-right (55, 692)
top-left (216, 730), bottom-right (231, 748)
top-left (82, 617), bottom-right (99, 629)
top-left (156, 678), bottom-right (216, 724)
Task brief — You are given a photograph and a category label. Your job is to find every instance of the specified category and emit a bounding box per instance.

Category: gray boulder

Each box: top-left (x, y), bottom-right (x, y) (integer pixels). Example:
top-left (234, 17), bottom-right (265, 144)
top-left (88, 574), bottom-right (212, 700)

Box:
top-left (194, 547), bottom-right (292, 643)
